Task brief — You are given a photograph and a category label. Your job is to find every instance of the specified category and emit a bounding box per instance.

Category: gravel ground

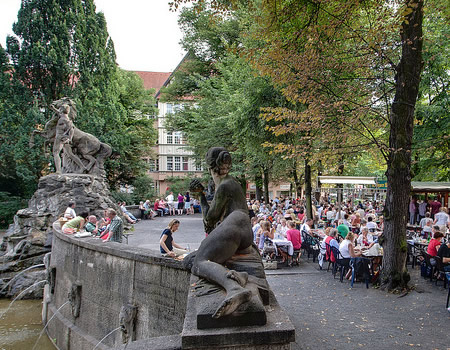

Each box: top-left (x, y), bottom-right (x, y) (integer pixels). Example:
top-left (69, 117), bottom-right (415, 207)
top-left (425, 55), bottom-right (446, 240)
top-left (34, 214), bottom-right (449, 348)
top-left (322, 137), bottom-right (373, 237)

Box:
top-left (128, 215), bottom-right (450, 350)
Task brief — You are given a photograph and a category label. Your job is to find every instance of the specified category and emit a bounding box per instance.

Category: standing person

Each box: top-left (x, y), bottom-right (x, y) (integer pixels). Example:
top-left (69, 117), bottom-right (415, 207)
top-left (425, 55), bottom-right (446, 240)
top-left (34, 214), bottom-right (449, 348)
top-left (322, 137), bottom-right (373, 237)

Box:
top-left (64, 202), bottom-right (77, 219)
top-left (104, 209), bottom-right (124, 243)
top-left (429, 198), bottom-right (442, 219)
top-left (159, 219), bottom-right (188, 257)
top-left (409, 197), bottom-right (418, 225)
top-left (177, 193), bottom-right (184, 215)
top-left (166, 191), bottom-right (176, 216)
top-left (185, 191), bottom-right (192, 215)
top-left (418, 200), bottom-right (428, 223)
top-left (434, 207), bottom-right (449, 233)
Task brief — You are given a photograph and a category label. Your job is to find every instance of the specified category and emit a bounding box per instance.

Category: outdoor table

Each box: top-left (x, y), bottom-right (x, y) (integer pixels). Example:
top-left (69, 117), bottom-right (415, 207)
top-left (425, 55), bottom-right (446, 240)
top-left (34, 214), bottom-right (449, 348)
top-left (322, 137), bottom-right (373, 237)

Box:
top-left (272, 238), bottom-right (294, 256)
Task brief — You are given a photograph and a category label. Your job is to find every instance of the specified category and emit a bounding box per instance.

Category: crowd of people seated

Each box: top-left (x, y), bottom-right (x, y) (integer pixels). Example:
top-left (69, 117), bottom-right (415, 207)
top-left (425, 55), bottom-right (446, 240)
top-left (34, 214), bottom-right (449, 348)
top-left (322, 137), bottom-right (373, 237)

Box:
top-left (138, 192), bottom-right (201, 220)
top-left (248, 196), bottom-right (385, 269)
top-left (61, 203), bottom-right (124, 243)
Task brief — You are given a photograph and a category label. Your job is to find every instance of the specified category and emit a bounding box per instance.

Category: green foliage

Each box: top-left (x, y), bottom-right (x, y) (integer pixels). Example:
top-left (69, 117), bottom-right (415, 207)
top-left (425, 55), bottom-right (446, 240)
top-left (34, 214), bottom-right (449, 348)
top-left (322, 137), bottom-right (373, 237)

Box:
top-left (0, 0), bottom-right (157, 201)
top-left (0, 192), bottom-right (28, 228)
top-left (164, 174), bottom-right (208, 198)
top-left (413, 0), bottom-right (449, 181)
top-left (131, 175), bottom-right (157, 202)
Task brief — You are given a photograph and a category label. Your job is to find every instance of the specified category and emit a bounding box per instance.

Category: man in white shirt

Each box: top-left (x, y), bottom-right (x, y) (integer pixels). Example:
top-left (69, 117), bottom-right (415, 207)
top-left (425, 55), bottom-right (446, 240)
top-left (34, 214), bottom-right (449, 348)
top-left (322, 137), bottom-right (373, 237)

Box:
top-left (166, 191), bottom-right (175, 216)
top-left (64, 202), bottom-right (76, 219)
top-left (366, 216), bottom-right (378, 232)
top-left (434, 207), bottom-right (449, 233)
top-left (300, 218), bottom-right (313, 235)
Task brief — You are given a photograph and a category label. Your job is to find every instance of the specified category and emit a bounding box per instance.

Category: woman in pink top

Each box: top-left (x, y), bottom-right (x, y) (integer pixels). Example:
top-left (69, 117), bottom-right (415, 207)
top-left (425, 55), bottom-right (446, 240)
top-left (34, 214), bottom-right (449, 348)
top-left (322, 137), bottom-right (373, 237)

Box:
top-left (286, 220), bottom-right (302, 250)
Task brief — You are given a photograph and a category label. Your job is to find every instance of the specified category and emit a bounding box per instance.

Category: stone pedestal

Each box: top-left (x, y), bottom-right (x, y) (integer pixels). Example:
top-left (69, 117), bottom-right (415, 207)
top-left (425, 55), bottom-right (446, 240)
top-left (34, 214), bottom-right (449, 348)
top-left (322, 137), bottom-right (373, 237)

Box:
top-left (182, 284), bottom-right (295, 349)
top-left (0, 173), bottom-right (118, 297)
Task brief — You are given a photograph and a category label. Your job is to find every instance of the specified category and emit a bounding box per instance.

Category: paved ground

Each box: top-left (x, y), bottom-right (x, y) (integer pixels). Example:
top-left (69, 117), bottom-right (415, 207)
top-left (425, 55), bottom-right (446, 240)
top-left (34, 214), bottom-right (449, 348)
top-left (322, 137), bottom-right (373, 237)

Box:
top-left (128, 215), bottom-right (450, 350)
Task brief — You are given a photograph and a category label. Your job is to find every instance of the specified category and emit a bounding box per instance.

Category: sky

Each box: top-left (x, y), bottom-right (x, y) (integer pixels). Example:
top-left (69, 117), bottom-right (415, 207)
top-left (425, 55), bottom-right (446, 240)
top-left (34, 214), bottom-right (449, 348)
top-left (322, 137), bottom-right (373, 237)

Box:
top-left (0, 0), bottom-right (186, 72)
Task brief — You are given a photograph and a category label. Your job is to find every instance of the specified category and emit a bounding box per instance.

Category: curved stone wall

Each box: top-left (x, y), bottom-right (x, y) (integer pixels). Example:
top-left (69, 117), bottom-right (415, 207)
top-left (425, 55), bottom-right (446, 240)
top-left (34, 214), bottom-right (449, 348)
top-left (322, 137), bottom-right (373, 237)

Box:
top-left (45, 222), bottom-right (190, 350)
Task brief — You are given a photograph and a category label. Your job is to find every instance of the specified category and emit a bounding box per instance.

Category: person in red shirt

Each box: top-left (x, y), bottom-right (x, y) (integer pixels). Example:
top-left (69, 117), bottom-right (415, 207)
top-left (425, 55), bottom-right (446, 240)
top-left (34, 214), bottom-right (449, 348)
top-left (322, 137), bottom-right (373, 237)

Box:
top-left (427, 230), bottom-right (443, 258)
top-left (429, 198), bottom-right (441, 219)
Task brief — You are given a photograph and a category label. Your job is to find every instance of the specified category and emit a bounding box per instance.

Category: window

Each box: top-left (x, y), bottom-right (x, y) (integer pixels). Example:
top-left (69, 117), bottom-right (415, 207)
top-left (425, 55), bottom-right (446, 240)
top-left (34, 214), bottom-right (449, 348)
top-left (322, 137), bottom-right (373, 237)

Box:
top-left (183, 157), bottom-right (189, 171)
top-left (167, 156), bottom-right (173, 171)
top-left (167, 132), bottom-right (173, 144)
top-left (174, 156), bottom-right (181, 171)
top-left (149, 159), bottom-right (159, 172)
top-left (166, 103), bottom-right (173, 114)
top-left (174, 131), bottom-right (182, 144)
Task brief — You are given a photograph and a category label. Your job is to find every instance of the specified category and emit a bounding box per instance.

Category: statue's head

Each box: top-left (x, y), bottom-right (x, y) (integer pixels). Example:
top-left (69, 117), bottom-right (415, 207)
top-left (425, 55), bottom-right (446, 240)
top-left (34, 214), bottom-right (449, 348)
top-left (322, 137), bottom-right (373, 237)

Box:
top-left (206, 147), bottom-right (232, 176)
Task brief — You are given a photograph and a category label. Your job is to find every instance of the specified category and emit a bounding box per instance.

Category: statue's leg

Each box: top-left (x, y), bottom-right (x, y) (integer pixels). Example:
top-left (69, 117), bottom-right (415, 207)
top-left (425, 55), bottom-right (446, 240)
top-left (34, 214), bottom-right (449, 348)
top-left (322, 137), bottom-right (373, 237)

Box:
top-left (82, 154), bottom-right (97, 171)
top-left (192, 211), bottom-right (253, 318)
top-left (53, 141), bottom-right (64, 174)
top-left (63, 145), bottom-right (87, 171)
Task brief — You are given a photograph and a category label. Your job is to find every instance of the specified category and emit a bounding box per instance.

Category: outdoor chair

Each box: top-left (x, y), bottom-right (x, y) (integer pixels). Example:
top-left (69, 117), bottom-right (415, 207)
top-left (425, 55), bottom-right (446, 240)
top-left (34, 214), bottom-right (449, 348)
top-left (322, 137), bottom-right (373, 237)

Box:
top-left (302, 233), bottom-right (319, 262)
top-left (330, 246), bottom-right (350, 282)
top-left (407, 241), bottom-right (422, 269)
top-left (350, 257), bottom-right (371, 288)
top-left (291, 249), bottom-right (301, 266)
top-left (446, 273), bottom-right (450, 309)
top-left (324, 243), bottom-right (334, 272)
top-left (423, 252), bottom-right (436, 283)
top-left (433, 256), bottom-right (448, 288)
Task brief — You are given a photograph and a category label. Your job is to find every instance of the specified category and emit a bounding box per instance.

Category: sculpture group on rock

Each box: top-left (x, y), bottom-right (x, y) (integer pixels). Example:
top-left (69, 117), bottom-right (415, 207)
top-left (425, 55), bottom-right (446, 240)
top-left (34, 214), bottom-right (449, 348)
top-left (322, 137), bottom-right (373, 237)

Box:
top-left (34, 97), bottom-right (112, 176)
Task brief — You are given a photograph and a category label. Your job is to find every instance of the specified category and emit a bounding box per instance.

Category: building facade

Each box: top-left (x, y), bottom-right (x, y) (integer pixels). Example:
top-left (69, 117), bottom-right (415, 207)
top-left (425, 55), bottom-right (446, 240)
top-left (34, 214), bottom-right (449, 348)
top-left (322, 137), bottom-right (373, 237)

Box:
top-left (134, 71), bottom-right (203, 196)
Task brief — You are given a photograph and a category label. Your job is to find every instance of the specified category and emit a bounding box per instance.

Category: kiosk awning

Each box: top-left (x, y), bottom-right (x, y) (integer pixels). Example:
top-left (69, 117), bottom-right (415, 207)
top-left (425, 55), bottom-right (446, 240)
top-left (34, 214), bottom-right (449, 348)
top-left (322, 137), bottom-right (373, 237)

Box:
top-left (411, 182), bottom-right (450, 193)
top-left (318, 176), bottom-right (377, 185)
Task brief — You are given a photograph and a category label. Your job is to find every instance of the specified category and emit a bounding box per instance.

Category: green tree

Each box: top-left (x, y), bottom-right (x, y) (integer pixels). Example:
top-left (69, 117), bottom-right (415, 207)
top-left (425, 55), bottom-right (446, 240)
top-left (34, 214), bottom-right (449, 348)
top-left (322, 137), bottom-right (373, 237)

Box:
top-left (0, 0), bottom-right (157, 226)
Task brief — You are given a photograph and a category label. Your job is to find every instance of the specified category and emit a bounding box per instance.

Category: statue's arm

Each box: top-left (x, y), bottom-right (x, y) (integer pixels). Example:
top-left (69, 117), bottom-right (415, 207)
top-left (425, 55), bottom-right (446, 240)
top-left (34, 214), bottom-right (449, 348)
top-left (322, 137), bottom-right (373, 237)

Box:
top-left (204, 187), bottom-right (228, 228)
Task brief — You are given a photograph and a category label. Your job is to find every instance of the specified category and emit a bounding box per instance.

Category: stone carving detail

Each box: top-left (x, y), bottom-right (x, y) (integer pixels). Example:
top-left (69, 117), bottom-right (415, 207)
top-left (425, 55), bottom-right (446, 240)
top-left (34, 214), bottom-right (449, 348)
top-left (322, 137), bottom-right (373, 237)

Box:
top-left (34, 97), bottom-right (112, 176)
top-left (68, 281), bottom-right (82, 318)
top-left (119, 303), bottom-right (137, 344)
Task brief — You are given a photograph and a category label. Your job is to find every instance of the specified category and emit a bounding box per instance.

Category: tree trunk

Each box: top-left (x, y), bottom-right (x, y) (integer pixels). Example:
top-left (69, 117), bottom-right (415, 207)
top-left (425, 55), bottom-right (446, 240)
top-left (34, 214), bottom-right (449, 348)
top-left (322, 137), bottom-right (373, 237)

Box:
top-left (381, 0), bottom-right (423, 290)
top-left (305, 159), bottom-right (312, 219)
top-left (255, 173), bottom-right (263, 201)
top-left (291, 166), bottom-right (303, 199)
top-left (263, 167), bottom-right (270, 204)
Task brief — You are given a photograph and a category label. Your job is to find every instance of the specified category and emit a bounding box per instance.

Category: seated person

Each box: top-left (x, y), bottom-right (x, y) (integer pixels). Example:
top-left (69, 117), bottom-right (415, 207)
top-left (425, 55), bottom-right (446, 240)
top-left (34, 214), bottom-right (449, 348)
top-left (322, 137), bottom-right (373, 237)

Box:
top-left (366, 216), bottom-right (378, 232)
top-left (154, 199), bottom-right (164, 217)
top-left (437, 241), bottom-right (450, 272)
top-left (422, 220), bottom-right (433, 239)
top-left (279, 220), bottom-right (301, 264)
top-left (325, 228), bottom-right (340, 262)
top-left (103, 209), bottom-right (124, 243)
top-left (257, 220), bottom-right (275, 252)
top-left (85, 215), bottom-right (98, 234)
top-left (276, 218), bottom-right (288, 239)
top-left (159, 219), bottom-right (188, 257)
top-left (120, 202), bottom-right (138, 222)
top-left (64, 202), bottom-right (77, 219)
top-left (339, 231), bottom-right (362, 279)
top-left (62, 211), bottom-right (89, 234)
top-left (427, 230), bottom-right (444, 265)
top-left (357, 227), bottom-right (375, 248)
top-left (337, 224), bottom-right (350, 240)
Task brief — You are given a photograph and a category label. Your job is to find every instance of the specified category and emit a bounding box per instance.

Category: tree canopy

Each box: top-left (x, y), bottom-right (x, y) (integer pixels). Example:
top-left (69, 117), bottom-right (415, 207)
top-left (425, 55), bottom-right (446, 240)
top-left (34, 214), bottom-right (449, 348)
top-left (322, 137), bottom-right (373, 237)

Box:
top-left (0, 0), bottom-right (157, 225)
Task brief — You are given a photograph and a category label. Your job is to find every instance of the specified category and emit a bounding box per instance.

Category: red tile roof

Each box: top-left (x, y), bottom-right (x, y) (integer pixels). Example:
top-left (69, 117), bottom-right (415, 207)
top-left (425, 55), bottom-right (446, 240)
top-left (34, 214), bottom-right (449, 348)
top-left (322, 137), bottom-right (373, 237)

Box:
top-left (133, 71), bottom-right (172, 93)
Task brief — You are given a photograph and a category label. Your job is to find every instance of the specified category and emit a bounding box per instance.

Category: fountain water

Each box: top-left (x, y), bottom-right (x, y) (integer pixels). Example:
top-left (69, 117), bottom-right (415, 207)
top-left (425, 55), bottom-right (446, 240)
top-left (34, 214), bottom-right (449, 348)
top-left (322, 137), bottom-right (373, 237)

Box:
top-left (0, 263), bottom-right (45, 293)
top-left (93, 326), bottom-right (122, 350)
top-left (31, 300), bottom-right (70, 350)
top-left (0, 279), bottom-right (47, 319)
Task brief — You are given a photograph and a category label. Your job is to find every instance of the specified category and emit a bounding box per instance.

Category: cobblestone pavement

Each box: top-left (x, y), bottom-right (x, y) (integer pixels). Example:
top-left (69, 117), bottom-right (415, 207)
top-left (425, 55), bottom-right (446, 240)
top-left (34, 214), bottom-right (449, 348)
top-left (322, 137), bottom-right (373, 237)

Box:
top-left (128, 215), bottom-right (450, 350)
